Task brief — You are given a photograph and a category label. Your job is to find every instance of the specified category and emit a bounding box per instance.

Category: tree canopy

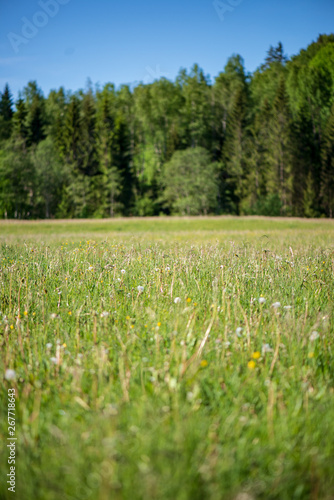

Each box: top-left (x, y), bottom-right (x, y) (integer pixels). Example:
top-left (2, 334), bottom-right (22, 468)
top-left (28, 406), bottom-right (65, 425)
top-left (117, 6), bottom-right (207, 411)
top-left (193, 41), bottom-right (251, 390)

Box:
top-left (1, 34), bottom-right (334, 218)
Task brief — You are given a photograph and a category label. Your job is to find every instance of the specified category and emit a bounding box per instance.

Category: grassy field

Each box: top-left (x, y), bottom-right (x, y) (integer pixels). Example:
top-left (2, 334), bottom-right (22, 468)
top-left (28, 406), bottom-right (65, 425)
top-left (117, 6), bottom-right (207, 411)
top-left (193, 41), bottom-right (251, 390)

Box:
top-left (0, 217), bottom-right (334, 500)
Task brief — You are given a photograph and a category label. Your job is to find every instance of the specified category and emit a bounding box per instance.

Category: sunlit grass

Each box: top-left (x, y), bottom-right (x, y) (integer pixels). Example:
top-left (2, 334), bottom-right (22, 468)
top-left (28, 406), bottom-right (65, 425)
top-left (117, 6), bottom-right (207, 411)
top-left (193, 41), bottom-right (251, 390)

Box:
top-left (0, 217), bottom-right (334, 499)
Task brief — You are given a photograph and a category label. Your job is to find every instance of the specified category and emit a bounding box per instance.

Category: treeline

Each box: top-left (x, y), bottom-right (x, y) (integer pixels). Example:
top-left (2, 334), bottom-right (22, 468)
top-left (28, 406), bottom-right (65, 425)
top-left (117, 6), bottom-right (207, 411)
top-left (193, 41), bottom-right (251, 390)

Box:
top-left (1, 34), bottom-right (334, 219)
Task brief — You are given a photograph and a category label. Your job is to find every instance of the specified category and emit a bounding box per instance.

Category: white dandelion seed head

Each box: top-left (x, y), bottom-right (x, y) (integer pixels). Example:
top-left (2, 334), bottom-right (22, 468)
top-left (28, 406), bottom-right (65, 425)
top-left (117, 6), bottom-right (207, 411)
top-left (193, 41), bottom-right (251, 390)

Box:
top-left (88, 266), bottom-right (94, 271)
top-left (117, 278), bottom-right (121, 282)
top-left (224, 341), bottom-right (231, 348)
top-left (310, 331), bottom-right (320, 341)
top-left (174, 297), bottom-right (181, 304)
top-left (284, 305), bottom-right (293, 310)
top-left (46, 343), bottom-right (52, 349)
top-left (262, 343), bottom-right (273, 353)
top-left (50, 313), bottom-right (59, 319)
top-left (236, 327), bottom-right (243, 337)
top-left (165, 266), bottom-right (171, 272)
top-left (121, 269), bottom-right (126, 274)
top-left (137, 285), bottom-right (144, 293)
top-left (258, 297), bottom-right (266, 304)
top-left (50, 357), bottom-right (59, 365)
top-left (272, 302), bottom-right (281, 308)
top-left (100, 311), bottom-right (109, 318)
top-left (5, 369), bottom-right (16, 381)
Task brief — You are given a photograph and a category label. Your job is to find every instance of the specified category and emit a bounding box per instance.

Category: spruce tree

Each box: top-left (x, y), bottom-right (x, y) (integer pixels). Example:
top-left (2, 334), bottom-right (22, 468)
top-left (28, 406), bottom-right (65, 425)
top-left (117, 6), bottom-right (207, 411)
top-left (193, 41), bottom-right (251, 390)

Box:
top-left (321, 103), bottom-right (334, 217)
top-left (0, 84), bottom-right (14, 141)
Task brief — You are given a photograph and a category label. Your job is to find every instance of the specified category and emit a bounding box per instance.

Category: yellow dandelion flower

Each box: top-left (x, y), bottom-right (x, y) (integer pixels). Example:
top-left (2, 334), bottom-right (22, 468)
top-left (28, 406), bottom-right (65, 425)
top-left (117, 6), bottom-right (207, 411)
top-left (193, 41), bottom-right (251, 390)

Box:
top-left (126, 316), bottom-right (130, 320)
top-left (248, 360), bottom-right (256, 369)
top-left (10, 325), bottom-right (14, 330)
top-left (32, 312), bottom-right (36, 316)
top-left (68, 311), bottom-right (72, 316)
top-left (187, 297), bottom-right (192, 303)
top-left (157, 322), bottom-right (161, 327)
top-left (308, 352), bottom-right (314, 359)
top-left (63, 343), bottom-right (67, 347)
top-left (144, 324), bottom-right (148, 328)
top-left (200, 360), bottom-right (208, 368)
top-left (252, 351), bottom-right (261, 359)
top-left (130, 325), bottom-right (134, 329)
top-left (23, 311), bottom-right (28, 316)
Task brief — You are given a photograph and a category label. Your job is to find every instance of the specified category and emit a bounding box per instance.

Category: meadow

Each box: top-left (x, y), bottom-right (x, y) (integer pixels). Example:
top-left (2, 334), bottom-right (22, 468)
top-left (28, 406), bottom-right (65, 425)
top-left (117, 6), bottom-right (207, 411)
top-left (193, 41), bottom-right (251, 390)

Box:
top-left (0, 216), bottom-right (334, 500)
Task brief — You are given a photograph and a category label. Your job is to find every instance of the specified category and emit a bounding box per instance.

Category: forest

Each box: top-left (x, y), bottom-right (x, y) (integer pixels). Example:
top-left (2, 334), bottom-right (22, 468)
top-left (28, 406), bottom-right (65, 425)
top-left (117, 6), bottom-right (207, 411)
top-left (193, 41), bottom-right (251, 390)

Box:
top-left (0, 34), bottom-right (333, 219)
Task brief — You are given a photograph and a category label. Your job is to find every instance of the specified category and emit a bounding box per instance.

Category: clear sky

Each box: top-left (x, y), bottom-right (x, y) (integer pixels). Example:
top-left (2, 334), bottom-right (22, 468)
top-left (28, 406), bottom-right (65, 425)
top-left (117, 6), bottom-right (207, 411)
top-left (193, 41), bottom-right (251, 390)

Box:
top-left (1, 0), bottom-right (334, 99)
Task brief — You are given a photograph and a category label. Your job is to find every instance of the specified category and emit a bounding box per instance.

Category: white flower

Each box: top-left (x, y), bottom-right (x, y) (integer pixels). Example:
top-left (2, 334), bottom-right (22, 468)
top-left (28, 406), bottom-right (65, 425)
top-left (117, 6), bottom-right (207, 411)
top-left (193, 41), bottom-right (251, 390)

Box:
top-left (224, 341), bottom-right (231, 348)
top-left (236, 327), bottom-right (243, 337)
top-left (50, 313), bottom-right (59, 319)
top-left (174, 297), bottom-right (181, 304)
top-left (121, 269), bottom-right (126, 274)
top-left (284, 305), bottom-right (293, 310)
top-left (50, 357), bottom-right (59, 364)
top-left (137, 285), bottom-right (144, 293)
top-left (310, 331), bottom-right (320, 341)
top-left (88, 266), bottom-right (94, 271)
top-left (165, 266), bottom-right (171, 271)
top-left (46, 343), bottom-right (52, 349)
top-left (100, 311), bottom-right (109, 318)
top-left (258, 297), bottom-right (266, 304)
top-left (272, 302), bottom-right (281, 308)
top-left (220, 265), bottom-right (224, 269)
top-left (5, 369), bottom-right (16, 381)
top-left (262, 343), bottom-right (273, 354)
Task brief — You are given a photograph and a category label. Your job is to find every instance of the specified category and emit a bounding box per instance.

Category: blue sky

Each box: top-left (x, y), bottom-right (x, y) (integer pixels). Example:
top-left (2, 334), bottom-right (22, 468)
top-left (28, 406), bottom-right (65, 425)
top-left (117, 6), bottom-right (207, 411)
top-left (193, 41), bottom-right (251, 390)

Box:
top-left (1, 0), bottom-right (334, 99)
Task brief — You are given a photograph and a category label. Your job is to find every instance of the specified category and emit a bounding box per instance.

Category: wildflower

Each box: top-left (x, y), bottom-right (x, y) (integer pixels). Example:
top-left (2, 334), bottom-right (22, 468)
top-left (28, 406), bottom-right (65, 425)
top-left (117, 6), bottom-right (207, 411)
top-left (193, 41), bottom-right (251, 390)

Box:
top-left (252, 351), bottom-right (261, 359)
top-left (261, 343), bottom-right (273, 354)
top-left (310, 331), bottom-right (320, 341)
top-left (200, 360), bottom-right (208, 368)
top-left (10, 325), bottom-right (14, 330)
top-left (62, 343), bottom-right (67, 348)
top-left (258, 297), bottom-right (266, 304)
top-left (100, 311), bottom-right (109, 318)
top-left (165, 266), bottom-right (171, 271)
top-left (224, 341), bottom-right (231, 348)
top-left (308, 352), bottom-right (314, 359)
top-left (50, 313), bottom-right (59, 319)
top-left (174, 297), bottom-right (181, 304)
top-left (284, 305), bottom-right (292, 310)
top-left (272, 302), bottom-right (281, 308)
top-left (88, 266), bottom-right (94, 271)
top-left (23, 310), bottom-right (28, 316)
top-left (157, 322), bottom-right (161, 327)
top-left (50, 357), bottom-right (59, 364)
top-left (186, 297), bottom-right (192, 303)
top-left (46, 343), bottom-right (52, 349)
top-left (5, 369), bottom-right (16, 381)
top-left (248, 360), bottom-right (256, 369)
top-left (121, 269), bottom-right (126, 274)
top-left (68, 311), bottom-right (72, 315)
top-left (137, 285), bottom-right (144, 293)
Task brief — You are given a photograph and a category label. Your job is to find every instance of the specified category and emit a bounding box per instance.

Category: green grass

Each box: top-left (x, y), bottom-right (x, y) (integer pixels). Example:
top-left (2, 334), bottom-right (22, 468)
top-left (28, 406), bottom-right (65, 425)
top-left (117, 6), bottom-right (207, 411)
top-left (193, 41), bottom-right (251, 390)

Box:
top-left (0, 217), bottom-right (334, 500)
